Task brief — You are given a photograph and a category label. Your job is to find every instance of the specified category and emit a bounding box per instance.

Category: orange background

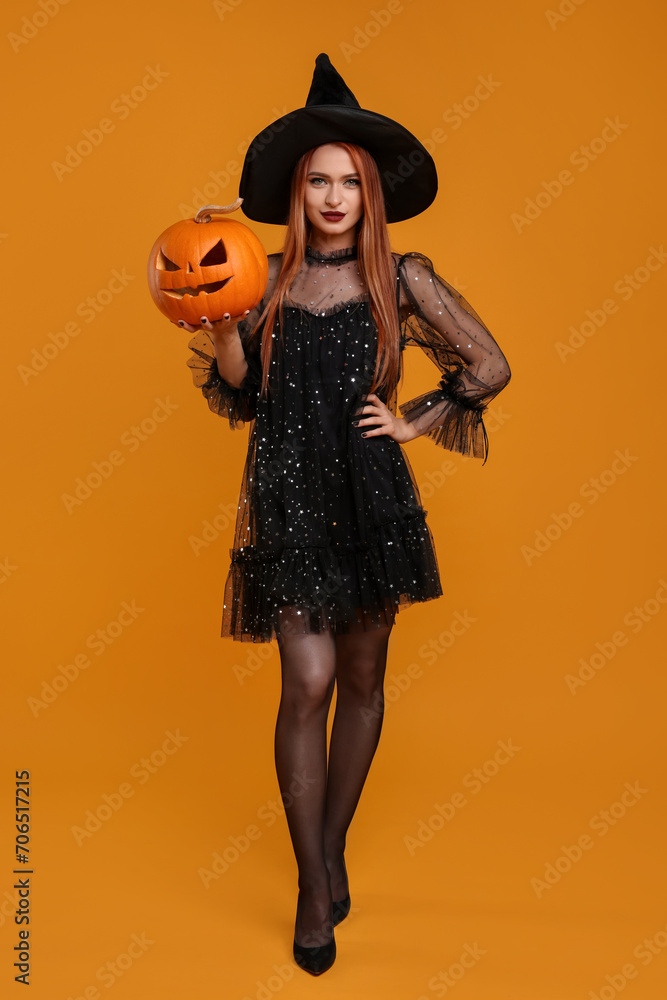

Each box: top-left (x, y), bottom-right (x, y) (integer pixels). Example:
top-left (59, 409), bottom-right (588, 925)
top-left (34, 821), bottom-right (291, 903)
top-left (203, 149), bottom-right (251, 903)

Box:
top-left (2, 0), bottom-right (666, 996)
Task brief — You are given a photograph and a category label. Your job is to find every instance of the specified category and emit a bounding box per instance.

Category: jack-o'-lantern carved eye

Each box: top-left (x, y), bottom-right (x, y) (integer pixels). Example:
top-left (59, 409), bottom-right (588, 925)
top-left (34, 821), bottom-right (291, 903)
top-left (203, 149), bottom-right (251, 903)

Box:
top-left (156, 249), bottom-right (180, 271)
top-left (200, 240), bottom-right (228, 267)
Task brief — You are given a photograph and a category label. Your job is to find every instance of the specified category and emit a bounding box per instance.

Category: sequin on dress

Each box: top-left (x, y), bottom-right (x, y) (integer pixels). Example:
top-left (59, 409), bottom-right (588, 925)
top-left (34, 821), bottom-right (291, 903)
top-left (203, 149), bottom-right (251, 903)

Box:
top-left (186, 244), bottom-right (511, 642)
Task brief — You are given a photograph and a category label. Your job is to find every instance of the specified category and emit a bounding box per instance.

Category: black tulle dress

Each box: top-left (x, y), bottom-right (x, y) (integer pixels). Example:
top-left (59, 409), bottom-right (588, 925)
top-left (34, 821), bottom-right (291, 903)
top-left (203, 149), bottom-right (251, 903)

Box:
top-left (186, 243), bottom-right (511, 642)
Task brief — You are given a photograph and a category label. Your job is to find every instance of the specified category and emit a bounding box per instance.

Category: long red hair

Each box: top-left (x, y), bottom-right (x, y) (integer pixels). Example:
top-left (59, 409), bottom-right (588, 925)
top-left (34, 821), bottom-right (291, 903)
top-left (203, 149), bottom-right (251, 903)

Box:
top-left (246, 142), bottom-right (402, 400)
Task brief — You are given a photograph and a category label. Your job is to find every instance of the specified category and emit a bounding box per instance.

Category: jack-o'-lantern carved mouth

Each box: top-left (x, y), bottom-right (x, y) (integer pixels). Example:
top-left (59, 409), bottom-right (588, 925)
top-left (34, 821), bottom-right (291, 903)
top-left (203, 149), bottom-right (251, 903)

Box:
top-left (157, 239), bottom-right (233, 298)
top-left (162, 277), bottom-right (232, 299)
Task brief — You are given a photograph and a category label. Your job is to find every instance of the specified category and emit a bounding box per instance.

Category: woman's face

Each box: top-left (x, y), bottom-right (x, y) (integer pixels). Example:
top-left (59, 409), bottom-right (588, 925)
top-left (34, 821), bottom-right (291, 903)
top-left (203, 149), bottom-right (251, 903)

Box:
top-left (303, 144), bottom-right (363, 248)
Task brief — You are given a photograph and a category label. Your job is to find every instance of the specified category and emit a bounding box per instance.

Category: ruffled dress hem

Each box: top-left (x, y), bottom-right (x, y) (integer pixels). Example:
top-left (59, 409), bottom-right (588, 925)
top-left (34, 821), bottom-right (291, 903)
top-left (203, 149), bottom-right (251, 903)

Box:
top-left (221, 509), bottom-right (442, 643)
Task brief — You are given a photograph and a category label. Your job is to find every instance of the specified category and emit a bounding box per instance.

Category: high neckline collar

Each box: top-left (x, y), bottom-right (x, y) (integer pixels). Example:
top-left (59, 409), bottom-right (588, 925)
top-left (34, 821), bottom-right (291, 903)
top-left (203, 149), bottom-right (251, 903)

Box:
top-left (305, 243), bottom-right (358, 262)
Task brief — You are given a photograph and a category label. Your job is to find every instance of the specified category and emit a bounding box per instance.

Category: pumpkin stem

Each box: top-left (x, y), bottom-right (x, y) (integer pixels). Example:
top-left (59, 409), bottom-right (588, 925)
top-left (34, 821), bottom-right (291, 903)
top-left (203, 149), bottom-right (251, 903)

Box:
top-left (194, 198), bottom-right (244, 223)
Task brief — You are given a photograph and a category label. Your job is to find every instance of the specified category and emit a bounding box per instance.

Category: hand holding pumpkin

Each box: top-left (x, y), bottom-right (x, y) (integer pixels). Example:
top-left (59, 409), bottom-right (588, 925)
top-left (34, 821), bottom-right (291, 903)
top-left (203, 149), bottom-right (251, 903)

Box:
top-left (172, 310), bottom-right (250, 335)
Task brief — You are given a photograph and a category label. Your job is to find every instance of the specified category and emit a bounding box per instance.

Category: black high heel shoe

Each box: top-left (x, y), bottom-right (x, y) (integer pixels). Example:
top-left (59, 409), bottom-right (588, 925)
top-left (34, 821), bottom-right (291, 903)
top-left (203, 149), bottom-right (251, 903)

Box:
top-left (332, 893), bottom-right (351, 926)
top-left (332, 855), bottom-right (351, 927)
top-left (293, 894), bottom-right (336, 976)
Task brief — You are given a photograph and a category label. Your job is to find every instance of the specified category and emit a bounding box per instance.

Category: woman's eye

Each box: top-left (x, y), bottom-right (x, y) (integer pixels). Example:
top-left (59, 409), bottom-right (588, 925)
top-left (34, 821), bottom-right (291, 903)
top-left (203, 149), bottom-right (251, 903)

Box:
top-left (309, 177), bottom-right (360, 186)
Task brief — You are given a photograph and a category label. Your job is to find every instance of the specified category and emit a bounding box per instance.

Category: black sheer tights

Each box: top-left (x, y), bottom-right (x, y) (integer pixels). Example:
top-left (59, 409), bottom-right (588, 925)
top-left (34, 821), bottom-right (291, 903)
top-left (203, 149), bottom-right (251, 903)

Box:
top-left (274, 608), bottom-right (392, 946)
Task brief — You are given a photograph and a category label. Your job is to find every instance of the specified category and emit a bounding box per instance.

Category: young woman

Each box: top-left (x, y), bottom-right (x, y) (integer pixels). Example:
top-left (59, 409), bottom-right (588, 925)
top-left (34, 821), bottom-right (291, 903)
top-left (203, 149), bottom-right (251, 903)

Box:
top-left (181, 54), bottom-right (511, 976)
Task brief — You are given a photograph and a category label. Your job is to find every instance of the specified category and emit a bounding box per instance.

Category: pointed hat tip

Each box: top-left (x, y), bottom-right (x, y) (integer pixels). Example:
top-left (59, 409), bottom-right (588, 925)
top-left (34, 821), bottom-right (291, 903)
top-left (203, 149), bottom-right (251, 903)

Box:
top-left (306, 51), bottom-right (359, 109)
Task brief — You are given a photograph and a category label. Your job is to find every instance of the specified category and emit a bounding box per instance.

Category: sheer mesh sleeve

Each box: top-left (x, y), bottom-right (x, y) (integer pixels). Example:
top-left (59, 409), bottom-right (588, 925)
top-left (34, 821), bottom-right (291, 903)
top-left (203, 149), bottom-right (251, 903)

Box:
top-left (396, 252), bottom-right (511, 464)
top-left (185, 254), bottom-right (280, 428)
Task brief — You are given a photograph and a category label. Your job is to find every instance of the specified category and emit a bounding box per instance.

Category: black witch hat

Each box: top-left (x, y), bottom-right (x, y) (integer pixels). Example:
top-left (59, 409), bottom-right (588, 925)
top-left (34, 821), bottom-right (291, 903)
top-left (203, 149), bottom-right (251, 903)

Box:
top-left (238, 53), bottom-right (438, 226)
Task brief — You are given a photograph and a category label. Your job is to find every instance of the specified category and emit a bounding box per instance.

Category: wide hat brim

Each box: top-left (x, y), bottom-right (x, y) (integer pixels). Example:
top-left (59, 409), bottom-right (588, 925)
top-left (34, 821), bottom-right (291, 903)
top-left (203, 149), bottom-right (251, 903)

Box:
top-left (238, 105), bottom-right (438, 226)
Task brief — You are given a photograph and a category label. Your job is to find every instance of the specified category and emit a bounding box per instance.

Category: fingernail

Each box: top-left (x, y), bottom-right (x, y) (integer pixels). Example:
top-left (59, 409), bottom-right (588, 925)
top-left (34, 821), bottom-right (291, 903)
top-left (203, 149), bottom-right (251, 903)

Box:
top-left (200, 316), bottom-right (207, 323)
top-left (361, 432), bottom-right (368, 438)
top-left (352, 421), bottom-right (359, 427)
top-left (178, 320), bottom-right (184, 327)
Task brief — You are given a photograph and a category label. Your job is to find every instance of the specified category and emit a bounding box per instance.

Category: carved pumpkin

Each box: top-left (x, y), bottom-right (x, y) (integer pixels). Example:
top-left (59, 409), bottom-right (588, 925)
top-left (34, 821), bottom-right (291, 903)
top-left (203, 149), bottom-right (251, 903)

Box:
top-left (147, 199), bottom-right (268, 325)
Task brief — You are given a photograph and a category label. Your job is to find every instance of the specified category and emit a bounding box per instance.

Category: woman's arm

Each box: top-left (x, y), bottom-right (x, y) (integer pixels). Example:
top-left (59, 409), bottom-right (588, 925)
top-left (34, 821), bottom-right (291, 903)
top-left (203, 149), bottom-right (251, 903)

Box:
top-left (396, 252), bottom-right (511, 463)
top-left (210, 322), bottom-right (249, 389)
top-left (183, 253), bottom-right (280, 426)
top-left (185, 318), bottom-right (260, 427)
